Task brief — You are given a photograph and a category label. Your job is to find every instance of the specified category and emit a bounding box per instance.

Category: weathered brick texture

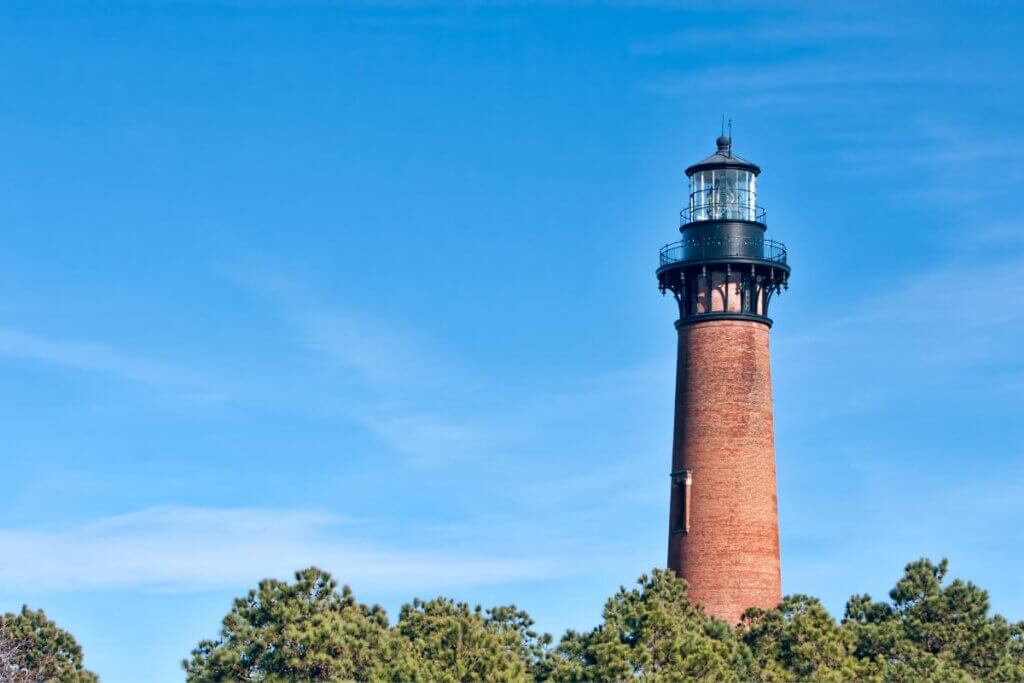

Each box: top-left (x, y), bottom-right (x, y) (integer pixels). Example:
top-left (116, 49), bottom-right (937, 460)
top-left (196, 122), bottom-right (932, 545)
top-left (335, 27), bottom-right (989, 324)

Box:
top-left (667, 320), bottom-right (781, 625)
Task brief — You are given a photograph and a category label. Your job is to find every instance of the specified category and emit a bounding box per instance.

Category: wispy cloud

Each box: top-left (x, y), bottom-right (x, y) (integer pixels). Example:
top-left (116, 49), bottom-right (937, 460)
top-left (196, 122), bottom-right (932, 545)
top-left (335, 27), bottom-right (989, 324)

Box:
top-left (283, 312), bottom-right (493, 461)
top-left (0, 327), bottom-right (229, 401)
top-left (836, 119), bottom-right (1024, 210)
top-left (781, 454), bottom-right (1024, 621)
top-left (228, 270), bottom-right (466, 392)
top-left (634, 4), bottom-right (1000, 120)
top-left (777, 254), bottom-right (1024, 427)
top-left (632, 19), bottom-right (897, 55)
top-left (222, 268), bottom-right (505, 461)
top-left (775, 253), bottom-right (1024, 623)
top-left (648, 60), bottom-right (992, 100)
top-left (289, 305), bottom-right (462, 391)
top-left (223, 267), bottom-right (673, 468)
top-left (0, 507), bottom-right (559, 594)
top-left (357, 411), bottom-right (504, 461)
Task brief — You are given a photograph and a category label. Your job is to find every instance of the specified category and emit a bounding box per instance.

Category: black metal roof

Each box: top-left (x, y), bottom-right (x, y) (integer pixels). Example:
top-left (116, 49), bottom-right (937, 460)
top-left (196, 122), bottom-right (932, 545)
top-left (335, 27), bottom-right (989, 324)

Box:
top-left (685, 135), bottom-right (761, 177)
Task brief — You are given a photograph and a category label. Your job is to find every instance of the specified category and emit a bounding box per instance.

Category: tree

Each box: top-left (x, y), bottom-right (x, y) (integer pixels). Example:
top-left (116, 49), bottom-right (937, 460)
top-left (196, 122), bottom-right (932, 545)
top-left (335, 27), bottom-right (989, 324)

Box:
top-left (735, 557), bottom-right (1024, 682)
top-left (990, 620), bottom-right (1024, 681)
top-left (482, 605), bottom-right (554, 680)
top-left (740, 595), bottom-right (856, 681)
top-left (183, 567), bottom-right (412, 682)
top-left (0, 606), bottom-right (98, 683)
top-left (183, 558), bottom-right (1024, 682)
top-left (182, 567), bottom-right (545, 682)
top-left (843, 589), bottom-right (967, 681)
top-left (548, 569), bottom-right (753, 681)
top-left (840, 558), bottom-right (1024, 681)
top-left (394, 598), bottom-right (539, 682)
top-left (890, 558), bottom-right (1011, 676)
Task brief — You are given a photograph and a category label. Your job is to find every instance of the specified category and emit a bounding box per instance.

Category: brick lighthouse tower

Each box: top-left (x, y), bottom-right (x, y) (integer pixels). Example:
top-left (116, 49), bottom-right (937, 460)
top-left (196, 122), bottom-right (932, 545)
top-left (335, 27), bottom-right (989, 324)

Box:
top-left (657, 133), bottom-right (790, 624)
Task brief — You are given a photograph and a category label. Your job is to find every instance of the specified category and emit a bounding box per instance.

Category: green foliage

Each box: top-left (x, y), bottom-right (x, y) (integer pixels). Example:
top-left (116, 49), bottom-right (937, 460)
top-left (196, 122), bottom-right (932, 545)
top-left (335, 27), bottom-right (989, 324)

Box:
top-left (180, 559), bottom-right (1024, 682)
top-left (741, 595), bottom-right (856, 681)
top-left (396, 598), bottom-right (541, 682)
top-left (485, 605), bottom-right (555, 679)
top-left (184, 567), bottom-right (547, 682)
top-left (838, 558), bottom-right (1024, 682)
top-left (738, 557), bottom-right (1024, 683)
top-left (548, 569), bottom-right (753, 681)
top-left (0, 605), bottom-right (98, 682)
top-left (183, 567), bottom-right (409, 682)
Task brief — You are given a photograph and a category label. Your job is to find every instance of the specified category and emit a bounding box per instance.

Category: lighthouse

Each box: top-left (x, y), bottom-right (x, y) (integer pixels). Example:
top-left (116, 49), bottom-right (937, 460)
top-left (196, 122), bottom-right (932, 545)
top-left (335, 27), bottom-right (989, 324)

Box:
top-left (657, 134), bottom-right (790, 624)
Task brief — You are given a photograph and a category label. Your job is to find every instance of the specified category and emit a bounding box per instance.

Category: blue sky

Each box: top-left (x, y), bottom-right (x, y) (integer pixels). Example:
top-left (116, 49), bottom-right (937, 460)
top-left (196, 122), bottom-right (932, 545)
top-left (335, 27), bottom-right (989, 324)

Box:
top-left (1, 1), bottom-right (1023, 680)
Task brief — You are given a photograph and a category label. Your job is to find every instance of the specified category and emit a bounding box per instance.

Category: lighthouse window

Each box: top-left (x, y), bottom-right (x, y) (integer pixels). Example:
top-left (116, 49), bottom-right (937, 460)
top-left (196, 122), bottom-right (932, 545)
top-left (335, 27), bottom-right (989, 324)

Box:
top-left (671, 469), bottom-right (693, 534)
top-left (689, 170), bottom-right (757, 221)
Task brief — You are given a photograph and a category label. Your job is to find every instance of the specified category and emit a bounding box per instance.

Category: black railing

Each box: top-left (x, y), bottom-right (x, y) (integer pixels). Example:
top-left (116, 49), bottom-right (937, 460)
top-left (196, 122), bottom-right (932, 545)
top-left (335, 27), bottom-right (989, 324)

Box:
top-left (680, 203), bottom-right (767, 226)
top-left (659, 237), bottom-right (788, 267)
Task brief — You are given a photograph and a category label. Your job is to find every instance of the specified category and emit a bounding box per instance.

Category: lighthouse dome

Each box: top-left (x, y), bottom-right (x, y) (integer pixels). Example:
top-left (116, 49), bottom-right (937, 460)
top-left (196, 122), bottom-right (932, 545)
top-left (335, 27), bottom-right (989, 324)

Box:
top-left (685, 136), bottom-right (761, 177)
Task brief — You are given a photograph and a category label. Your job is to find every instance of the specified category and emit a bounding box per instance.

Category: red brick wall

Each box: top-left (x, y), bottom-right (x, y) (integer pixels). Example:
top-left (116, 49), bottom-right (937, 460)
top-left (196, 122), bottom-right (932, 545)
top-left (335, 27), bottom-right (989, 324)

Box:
top-left (667, 320), bottom-right (781, 624)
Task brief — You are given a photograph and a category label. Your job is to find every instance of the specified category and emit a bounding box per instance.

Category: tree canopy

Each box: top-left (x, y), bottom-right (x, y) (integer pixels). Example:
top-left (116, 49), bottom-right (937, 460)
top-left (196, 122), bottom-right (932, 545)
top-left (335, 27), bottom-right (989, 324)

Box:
top-left (11, 558), bottom-right (1015, 681)
top-left (549, 569), bottom-right (752, 682)
top-left (183, 567), bottom-right (410, 682)
top-left (182, 557), bottom-right (1024, 682)
top-left (184, 568), bottom-right (551, 682)
top-left (0, 606), bottom-right (98, 683)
